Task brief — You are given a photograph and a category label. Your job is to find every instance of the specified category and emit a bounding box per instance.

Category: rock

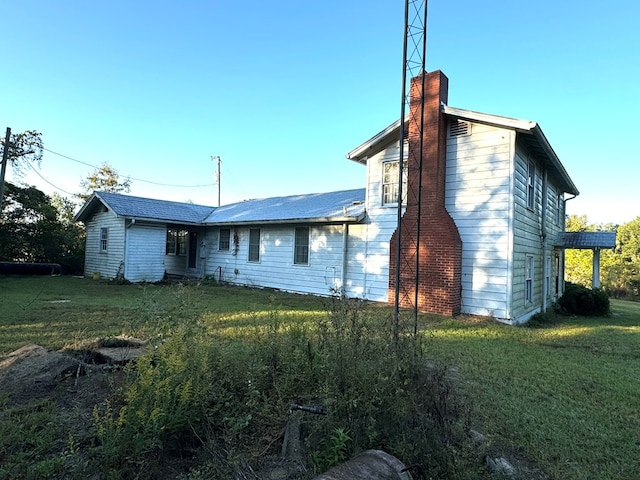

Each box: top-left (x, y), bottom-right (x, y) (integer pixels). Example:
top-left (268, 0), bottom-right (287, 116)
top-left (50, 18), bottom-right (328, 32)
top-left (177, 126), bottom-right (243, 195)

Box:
top-left (313, 450), bottom-right (410, 480)
top-left (486, 456), bottom-right (516, 477)
top-left (0, 344), bottom-right (83, 403)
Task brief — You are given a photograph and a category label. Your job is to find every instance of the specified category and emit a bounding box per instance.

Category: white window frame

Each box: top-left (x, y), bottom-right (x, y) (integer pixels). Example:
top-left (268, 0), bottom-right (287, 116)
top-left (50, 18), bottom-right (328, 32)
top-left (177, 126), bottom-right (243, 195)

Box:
top-left (294, 227), bottom-right (310, 265)
top-left (248, 228), bottom-right (261, 262)
top-left (555, 254), bottom-right (561, 296)
top-left (525, 255), bottom-right (534, 304)
top-left (219, 228), bottom-right (231, 251)
top-left (381, 160), bottom-right (407, 206)
top-left (99, 227), bottom-right (108, 253)
top-left (556, 194), bottom-right (563, 226)
top-left (545, 256), bottom-right (551, 298)
top-left (166, 229), bottom-right (177, 255)
top-left (527, 160), bottom-right (536, 211)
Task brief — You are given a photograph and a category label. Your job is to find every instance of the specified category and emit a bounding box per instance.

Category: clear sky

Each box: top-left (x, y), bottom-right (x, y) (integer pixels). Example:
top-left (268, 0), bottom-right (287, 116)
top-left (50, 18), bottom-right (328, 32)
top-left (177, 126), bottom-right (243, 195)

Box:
top-left (2, 1), bottom-right (639, 226)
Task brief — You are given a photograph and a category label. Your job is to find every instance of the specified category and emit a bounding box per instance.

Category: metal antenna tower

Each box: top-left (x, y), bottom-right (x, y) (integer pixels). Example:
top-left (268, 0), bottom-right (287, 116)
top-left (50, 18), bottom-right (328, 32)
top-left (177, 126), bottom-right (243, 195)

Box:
top-left (393, 0), bottom-right (428, 337)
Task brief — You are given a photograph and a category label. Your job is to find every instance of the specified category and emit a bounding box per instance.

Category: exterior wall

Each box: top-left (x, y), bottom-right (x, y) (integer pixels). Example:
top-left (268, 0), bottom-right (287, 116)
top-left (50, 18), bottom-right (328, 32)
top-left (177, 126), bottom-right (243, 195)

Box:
top-left (205, 225), bottom-right (348, 297)
top-left (510, 142), bottom-right (567, 323)
top-left (346, 142), bottom-right (404, 301)
top-left (83, 209), bottom-right (125, 279)
top-left (124, 222), bottom-right (166, 282)
top-left (445, 121), bottom-right (514, 319)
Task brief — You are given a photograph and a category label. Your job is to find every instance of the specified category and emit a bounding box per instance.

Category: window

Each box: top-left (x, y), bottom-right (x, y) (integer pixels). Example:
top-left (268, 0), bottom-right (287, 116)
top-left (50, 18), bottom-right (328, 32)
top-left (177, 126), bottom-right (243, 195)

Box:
top-left (166, 229), bottom-right (188, 255)
top-left (525, 255), bottom-right (534, 303)
top-left (219, 228), bottom-right (230, 251)
top-left (166, 230), bottom-right (177, 254)
top-left (382, 160), bottom-right (407, 205)
top-left (555, 254), bottom-right (561, 296)
top-left (177, 231), bottom-right (188, 255)
top-left (556, 194), bottom-right (563, 226)
top-left (100, 227), bottom-right (108, 253)
top-left (248, 228), bottom-right (260, 262)
top-left (527, 160), bottom-right (536, 210)
top-left (545, 256), bottom-right (551, 297)
top-left (294, 227), bottom-right (310, 265)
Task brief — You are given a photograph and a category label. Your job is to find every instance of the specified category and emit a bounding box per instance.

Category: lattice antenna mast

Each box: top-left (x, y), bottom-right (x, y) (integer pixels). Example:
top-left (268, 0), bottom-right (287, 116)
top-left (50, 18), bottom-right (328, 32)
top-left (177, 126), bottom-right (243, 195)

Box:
top-left (393, 0), bottom-right (428, 336)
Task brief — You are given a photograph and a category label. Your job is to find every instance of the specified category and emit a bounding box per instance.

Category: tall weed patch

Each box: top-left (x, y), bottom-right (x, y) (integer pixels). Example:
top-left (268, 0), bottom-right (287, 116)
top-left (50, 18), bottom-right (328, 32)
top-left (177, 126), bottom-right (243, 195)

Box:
top-left (90, 288), bottom-right (477, 478)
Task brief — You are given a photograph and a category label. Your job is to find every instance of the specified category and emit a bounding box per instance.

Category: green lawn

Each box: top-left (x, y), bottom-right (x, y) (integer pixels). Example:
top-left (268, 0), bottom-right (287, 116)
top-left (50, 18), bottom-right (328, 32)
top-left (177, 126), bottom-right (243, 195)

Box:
top-left (1, 275), bottom-right (639, 479)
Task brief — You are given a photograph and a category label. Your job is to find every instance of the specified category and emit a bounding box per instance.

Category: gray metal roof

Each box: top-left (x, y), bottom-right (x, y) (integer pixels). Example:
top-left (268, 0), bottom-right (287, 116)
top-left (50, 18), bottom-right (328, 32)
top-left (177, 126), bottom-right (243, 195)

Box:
top-left (73, 191), bottom-right (215, 225)
top-left (556, 231), bottom-right (616, 249)
top-left (346, 105), bottom-right (579, 196)
top-left (203, 188), bottom-right (366, 225)
top-left (74, 189), bottom-right (367, 226)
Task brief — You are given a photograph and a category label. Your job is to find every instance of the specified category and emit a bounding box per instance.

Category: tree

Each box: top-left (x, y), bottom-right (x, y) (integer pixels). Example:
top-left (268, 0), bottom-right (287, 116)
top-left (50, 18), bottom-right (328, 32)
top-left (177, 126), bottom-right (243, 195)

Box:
top-left (77, 162), bottom-right (131, 202)
top-left (0, 129), bottom-right (43, 210)
top-left (565, 214), bottom-right (640, 298)
top-left (0, 182), bottom-right (85, 272)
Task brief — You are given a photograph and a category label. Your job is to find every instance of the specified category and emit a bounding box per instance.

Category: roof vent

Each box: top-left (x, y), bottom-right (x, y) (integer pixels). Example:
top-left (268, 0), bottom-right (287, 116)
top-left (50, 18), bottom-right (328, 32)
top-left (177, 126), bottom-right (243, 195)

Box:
top-left (449, 120), bottom-right (471, 137)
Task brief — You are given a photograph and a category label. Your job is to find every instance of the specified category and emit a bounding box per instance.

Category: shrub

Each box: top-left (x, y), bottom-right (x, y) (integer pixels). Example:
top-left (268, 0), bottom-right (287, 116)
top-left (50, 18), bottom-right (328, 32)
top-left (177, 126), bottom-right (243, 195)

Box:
top-left (557, 282), bottom-right (610, 316)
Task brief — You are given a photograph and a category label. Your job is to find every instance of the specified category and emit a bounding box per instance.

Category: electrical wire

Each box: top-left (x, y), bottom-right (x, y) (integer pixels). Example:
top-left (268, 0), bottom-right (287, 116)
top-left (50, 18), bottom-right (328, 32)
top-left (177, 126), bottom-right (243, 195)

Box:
top-left (26, 162), bottom-right (77, 196)
top-left (42, 147), bottom-right (217, 188)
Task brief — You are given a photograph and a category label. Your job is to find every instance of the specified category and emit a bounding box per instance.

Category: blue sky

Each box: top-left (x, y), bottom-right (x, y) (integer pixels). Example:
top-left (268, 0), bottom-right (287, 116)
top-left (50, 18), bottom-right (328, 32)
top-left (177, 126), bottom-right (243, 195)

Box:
top-left (2, 1), bottom-right (639, 225)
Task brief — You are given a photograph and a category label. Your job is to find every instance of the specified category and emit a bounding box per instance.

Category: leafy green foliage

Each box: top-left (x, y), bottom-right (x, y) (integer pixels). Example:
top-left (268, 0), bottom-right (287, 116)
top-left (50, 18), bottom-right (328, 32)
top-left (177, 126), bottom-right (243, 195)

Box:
top-left (557, 283), bottom-right (610, 316)
top-left (0, 182), bottom-right (85, 272)
top-left (565, 214), bottom-right (640, 299)
top-left (77, 162), bottom-right (131, 202)
top-left (0, 129), bottom-right (43, 177)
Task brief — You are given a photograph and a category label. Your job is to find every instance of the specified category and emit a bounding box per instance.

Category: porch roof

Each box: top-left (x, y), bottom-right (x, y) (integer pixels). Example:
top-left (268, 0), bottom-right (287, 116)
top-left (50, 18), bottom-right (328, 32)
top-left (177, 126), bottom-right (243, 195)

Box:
top-left (555, 231), bottom-right (617, 249)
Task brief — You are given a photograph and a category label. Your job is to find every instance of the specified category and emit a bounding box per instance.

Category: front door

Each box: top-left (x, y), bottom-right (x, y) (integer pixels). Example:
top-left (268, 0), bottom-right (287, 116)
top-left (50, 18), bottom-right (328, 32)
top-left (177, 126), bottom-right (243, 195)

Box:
top-left (188, 232), bottom-right (198, 269)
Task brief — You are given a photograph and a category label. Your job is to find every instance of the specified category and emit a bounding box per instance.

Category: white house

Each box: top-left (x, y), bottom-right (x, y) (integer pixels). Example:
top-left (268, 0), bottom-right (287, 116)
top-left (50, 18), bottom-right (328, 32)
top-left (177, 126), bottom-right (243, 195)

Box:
top-left (75, 70), bottom-right (606, 324)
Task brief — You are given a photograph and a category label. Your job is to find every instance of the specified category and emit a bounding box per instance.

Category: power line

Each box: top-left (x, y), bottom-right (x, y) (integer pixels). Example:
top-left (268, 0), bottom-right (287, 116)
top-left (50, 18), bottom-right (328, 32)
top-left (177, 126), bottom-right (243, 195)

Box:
top-left (26, 162), bottom-right (76, 196)
top-left (42, 147), bottom-right (217, 188)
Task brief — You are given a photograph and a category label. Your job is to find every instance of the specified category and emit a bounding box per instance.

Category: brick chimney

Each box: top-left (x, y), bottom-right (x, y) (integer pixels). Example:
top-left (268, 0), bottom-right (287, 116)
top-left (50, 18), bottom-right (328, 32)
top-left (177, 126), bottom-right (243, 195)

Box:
top-left (388, 70), bottom-right (462, 316)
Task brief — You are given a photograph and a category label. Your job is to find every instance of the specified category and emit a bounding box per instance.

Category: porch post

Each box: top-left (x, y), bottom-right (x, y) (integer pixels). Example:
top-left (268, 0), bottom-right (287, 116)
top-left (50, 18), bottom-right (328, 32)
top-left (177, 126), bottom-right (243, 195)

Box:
top-left (592, 247), bottom-right (601, 289)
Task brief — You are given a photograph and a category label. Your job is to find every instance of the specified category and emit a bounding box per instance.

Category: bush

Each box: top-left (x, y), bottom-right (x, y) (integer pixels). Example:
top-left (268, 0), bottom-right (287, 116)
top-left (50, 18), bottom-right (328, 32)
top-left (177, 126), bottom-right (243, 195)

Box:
top-left (557, 283), bottom-right (610, 316)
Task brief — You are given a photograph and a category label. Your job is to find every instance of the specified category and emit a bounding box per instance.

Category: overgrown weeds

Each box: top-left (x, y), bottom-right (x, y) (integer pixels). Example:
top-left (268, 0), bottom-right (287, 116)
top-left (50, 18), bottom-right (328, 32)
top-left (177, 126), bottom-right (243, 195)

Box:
top-left (82, 289), bottom-right (478, 479)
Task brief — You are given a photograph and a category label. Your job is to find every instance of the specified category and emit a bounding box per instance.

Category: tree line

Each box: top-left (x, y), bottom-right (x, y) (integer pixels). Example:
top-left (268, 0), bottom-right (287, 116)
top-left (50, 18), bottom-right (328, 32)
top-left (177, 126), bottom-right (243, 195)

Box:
top-left (1, 130), bottom-right (130, 273)
top-left (565, 214), bottom-right (640, 298)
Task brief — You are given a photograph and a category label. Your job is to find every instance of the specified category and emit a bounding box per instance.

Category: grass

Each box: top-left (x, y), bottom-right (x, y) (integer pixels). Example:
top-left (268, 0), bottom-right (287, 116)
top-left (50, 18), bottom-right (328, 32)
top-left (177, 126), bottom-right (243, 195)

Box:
top-left (1, 275), bottom-right (639, 479)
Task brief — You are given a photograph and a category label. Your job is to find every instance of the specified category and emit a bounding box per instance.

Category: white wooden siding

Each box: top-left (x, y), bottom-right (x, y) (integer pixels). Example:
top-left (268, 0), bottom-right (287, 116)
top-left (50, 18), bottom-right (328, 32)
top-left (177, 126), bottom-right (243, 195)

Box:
top-left (83, 209), bottom-right (125, 279)
top-left (344, 142), bottom-right (405, 301)
top-left (124, 223), bottom-right (166, 282)
top-left (206, 225), bottom-right (346, 297)
top-left (511, 146), bottom-right (546, 322)
top-left (201, 143), bottom-right (400, 301)
top-left (446, 122), bottom-right (513, 319)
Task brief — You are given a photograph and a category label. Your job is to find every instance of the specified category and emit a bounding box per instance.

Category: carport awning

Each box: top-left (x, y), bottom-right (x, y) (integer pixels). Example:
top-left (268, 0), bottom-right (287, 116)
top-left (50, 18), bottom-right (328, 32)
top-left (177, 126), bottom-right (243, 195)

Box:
top-left (555, 231), bottom-right (616, 249)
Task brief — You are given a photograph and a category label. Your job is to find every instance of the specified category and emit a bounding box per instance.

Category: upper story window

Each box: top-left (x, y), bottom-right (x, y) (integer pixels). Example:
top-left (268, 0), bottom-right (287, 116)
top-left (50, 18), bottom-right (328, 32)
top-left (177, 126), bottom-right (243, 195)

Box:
top-left (219, 228), bottom-right (230, 251)
top-left (382, 160), bottom-right (407, 206)
top-left (294, 227), bottom-right (310, 265)
top-left (556, 194), bottom-right (563, 226)
top-left (100, 227), bottom-right (108, 253)
top-left (248, 228), bottom-right (261, 262)
top-left (526, 160), bottom-right (536, 211)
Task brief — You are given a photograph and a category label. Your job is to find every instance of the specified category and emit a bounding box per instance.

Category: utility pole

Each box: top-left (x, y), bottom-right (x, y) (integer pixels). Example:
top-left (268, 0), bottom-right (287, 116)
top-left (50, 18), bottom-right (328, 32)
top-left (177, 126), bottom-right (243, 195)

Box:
top-left (212, 155), bottom-right (221, 206)
top-left (0, 127), bottom-right (12, 211)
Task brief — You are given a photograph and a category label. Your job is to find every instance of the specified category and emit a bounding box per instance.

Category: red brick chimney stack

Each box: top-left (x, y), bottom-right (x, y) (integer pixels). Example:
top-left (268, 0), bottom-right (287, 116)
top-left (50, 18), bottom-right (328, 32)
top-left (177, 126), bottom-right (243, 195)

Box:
top-left (388, 70), bottom-right (462, 316)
